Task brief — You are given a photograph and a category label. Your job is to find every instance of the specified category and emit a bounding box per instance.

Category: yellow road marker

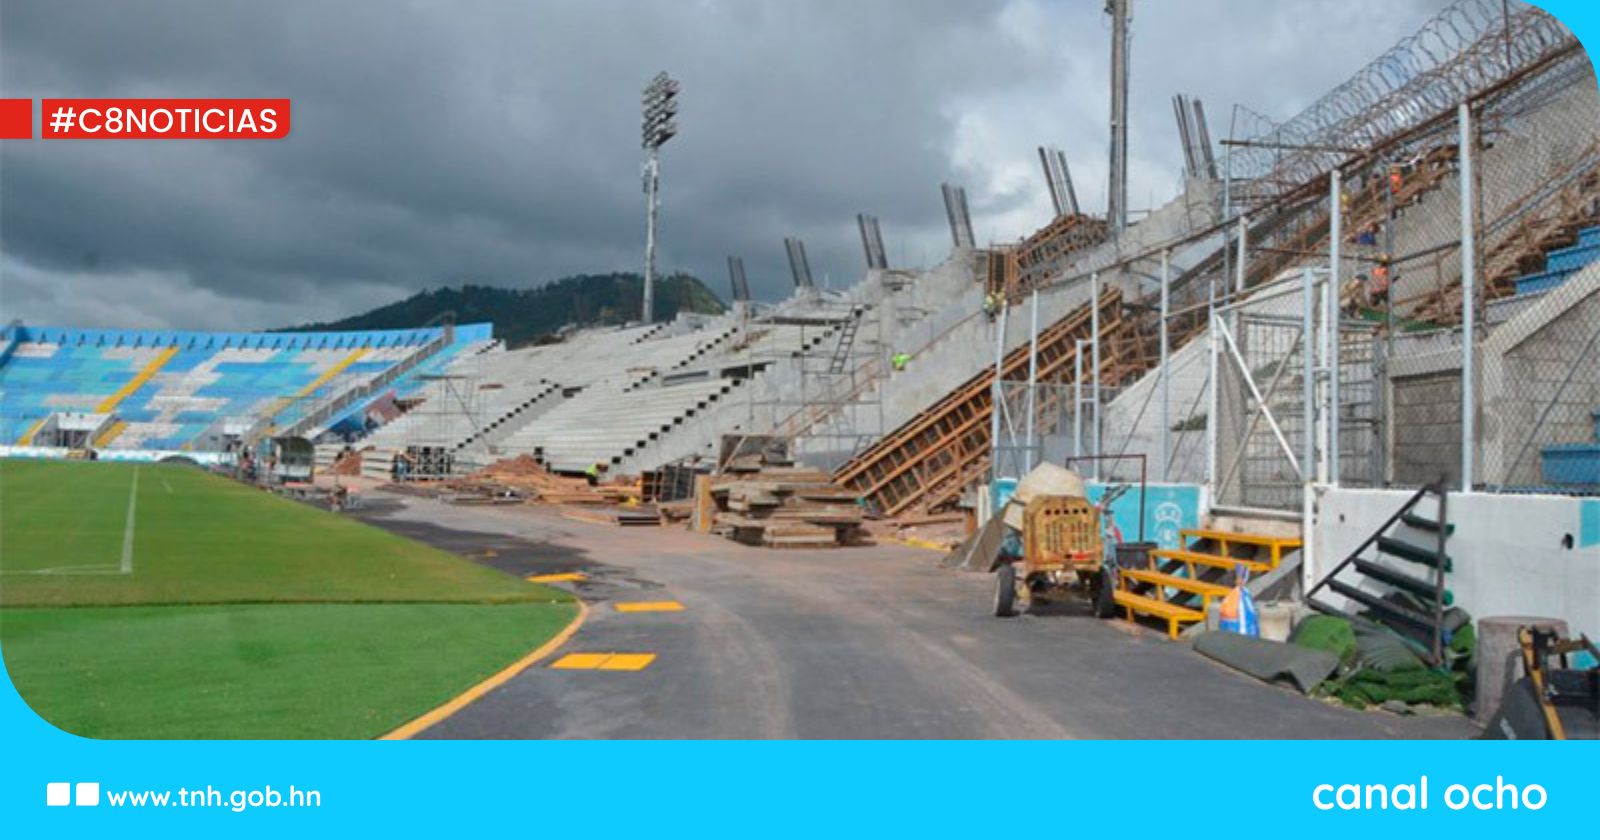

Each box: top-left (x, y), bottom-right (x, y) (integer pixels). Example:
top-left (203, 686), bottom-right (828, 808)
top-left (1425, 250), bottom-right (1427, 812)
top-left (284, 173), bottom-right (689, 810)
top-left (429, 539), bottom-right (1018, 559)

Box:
top-left (549, 652), bottom-right (657, 671)
top-left (528, 572), bottom-right (586, 583)
top-left (614, 600), bottom-right (684, 613)
top-left (378, 600), bottom-right (589, 740)
top-left (550, 652), bottom-right (612, 670)
top-left (599, 653), bottom-right (656, 671)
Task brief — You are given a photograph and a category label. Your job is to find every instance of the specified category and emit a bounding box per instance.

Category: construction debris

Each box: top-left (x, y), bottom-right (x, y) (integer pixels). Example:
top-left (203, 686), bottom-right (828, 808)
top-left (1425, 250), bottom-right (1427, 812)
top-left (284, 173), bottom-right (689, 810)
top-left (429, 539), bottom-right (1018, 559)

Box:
top-left (327, 448), bottom-right (362, 476)
top-left (439, 455), bottom-right (638, 506)
top-left (708, 457), bottom-right (865, 548)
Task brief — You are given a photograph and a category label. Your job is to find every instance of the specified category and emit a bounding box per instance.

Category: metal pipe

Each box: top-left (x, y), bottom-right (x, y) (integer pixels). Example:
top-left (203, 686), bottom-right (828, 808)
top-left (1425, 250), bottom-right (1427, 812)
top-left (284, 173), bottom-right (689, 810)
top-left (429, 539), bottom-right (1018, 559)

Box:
top-left (1235, 215), bottom-right (1248, 297)
top-left (1207, 313), bottom-right (1219, 488)
top-left (1107, 0), bottom-right (1130, 233)
top-left (1302, 266), bottom-right (1318, 590)
top-left (1075, 339), bottom-right (1088, 461)
top-left (1329, 169), bottom-right (1342, 484)
top-left (1024, 290), bottom-right (1040, 473)
top-left (1159, 249), bottom-right (1170, 481)
top-left (1459, 101), bottom-right (1476, 491)
top-left (1303, 267), bottom-right (1316, 481)
top-left (642, 149), bottom-right (661, 324)
top-left (1091, 273), bottom-right (1102, 480)
top-left (1317, 278), bottom-right (1330, 484)
top-left (988, 301), bottom-right (1009, 484)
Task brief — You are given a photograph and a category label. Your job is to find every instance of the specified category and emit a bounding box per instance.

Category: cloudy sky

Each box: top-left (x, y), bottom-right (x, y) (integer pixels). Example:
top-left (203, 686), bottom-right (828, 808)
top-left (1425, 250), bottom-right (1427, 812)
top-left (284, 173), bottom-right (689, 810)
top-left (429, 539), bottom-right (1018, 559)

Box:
top-left (0, 0), bottom-right (1460, 330)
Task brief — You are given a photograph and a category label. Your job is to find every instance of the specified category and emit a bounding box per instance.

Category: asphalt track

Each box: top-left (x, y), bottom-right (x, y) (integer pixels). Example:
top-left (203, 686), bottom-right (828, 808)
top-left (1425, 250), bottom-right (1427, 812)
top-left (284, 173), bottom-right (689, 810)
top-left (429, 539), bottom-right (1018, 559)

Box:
top-left (354, 493), bottom-right (1479, 740)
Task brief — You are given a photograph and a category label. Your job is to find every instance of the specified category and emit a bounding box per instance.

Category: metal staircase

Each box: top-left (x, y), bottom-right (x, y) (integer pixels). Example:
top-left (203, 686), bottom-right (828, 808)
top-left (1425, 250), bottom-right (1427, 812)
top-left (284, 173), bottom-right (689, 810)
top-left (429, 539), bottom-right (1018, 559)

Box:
top-left (1306, 481), bottom-right (1456, 665)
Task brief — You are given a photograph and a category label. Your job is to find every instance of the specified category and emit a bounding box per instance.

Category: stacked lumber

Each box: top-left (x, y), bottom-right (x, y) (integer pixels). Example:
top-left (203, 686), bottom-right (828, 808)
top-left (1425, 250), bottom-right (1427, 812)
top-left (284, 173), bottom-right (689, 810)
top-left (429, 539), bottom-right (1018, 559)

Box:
top-left (328, 450), bottom-right (362, 476)
top-left (453, 455), bottom-right (632, 506)
top-left (560, 505), bottom-right (661, 527)
top-left (710, 467), bottom-right (865, 548)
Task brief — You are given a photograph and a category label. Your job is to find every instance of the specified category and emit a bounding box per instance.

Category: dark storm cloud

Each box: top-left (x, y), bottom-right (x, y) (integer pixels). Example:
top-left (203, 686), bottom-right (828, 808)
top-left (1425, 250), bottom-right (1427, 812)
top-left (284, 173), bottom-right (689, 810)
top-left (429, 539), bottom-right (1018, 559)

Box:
top-left (1, 0), bottom-right (1454, 329)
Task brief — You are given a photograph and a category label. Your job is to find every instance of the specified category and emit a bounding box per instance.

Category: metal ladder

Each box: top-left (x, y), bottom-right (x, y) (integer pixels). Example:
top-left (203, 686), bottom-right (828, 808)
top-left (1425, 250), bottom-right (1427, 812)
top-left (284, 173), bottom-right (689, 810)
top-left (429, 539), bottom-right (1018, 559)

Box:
top-left (827, 310), bottom-right (862, 374)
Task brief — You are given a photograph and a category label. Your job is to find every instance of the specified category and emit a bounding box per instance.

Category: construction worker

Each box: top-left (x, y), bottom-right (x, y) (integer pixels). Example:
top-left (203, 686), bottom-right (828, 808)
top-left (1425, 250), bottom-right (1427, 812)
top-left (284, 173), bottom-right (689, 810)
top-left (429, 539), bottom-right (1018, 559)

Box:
top-left (585, 461), bottom-right (606, 487)
top-left (1369, 258), bottom-right (1392, 307)
top-left (891, 352), bottom-right (911, 372)
top-left (982, 290), bottom-right (1005, 320)
top-left (1356, 222), bottom-right (1379, 248)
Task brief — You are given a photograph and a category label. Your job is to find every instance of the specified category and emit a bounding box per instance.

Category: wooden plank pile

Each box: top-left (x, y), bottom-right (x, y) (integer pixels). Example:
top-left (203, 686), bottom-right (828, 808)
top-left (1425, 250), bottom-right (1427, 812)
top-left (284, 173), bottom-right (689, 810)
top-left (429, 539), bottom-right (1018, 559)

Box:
top-left (454, 455), bottom-right (633, 506)
top-left (711, 464), bottom-right (865, 548)
top-left (560, 505), bottom-right (662, 527)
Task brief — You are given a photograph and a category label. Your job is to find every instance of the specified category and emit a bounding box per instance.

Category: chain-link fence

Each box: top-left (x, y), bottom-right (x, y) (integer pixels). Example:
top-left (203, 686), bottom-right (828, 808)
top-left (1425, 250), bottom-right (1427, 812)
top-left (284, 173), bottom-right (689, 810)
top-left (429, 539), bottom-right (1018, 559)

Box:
top-left (1193, 2), bottom-right (1600, 501)
top-left (1366, 45), bottom-right (1600, 494)
top-left (964, 2), bottom-right (1600, 505)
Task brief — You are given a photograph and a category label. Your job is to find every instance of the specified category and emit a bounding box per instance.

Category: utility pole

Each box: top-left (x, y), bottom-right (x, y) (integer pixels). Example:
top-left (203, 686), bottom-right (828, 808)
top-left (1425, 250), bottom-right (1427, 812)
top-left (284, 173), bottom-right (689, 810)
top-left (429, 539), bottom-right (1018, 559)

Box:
top-left (640, 72), bottom-right (679, 325)
top-left (1106, 0), bottom-right (1131, 234)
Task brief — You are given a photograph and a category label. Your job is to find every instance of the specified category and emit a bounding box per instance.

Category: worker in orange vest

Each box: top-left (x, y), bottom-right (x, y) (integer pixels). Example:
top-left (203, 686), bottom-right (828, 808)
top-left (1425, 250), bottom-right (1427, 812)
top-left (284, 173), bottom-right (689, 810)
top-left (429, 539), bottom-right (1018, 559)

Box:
top-left (1369, 258), bottom-right (1392, 306)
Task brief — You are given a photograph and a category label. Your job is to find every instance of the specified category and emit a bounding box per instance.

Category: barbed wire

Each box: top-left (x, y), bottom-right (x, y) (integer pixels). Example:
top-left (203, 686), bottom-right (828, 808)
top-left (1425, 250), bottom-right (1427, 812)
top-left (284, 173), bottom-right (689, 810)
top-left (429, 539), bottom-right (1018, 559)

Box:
top-left (1230, 0), bottom-right (1576, 194)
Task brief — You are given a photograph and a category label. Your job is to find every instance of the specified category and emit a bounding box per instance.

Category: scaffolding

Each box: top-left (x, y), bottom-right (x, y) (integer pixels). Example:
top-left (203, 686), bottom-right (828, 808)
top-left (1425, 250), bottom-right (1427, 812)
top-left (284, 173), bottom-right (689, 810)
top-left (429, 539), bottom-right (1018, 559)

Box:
top-left (396, 371), bottom-right (485, 478)
top-left (754, 298), bottom-right (886, 462)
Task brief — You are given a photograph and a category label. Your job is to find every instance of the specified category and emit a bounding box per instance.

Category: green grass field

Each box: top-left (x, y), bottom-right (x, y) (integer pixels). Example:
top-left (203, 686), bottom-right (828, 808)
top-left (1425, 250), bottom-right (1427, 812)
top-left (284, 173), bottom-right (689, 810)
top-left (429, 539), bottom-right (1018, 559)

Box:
top-left (0, 459), bottom-right (576, 738)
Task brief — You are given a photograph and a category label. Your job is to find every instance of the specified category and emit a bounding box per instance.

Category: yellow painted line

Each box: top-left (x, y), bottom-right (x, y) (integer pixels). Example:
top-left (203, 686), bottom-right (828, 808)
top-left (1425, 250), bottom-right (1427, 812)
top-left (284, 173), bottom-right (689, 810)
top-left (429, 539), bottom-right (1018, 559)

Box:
top-left (95, 345), bottom-right (180, 414)
top-left (378, 599), bottom-right (589, 740)
top-left (16, 418), bottom-right (45, 446)
top-left (614, 600), bottom-right (684, 613)
top-left (527, 572), bottom-right (586, 583)
top-left (293, 348), bottom-right (370, 400)
top-left (93, 419), bottom-right (128, 448)
top-left (549, 652), bottom-right (657, 671)
top-left (262, 348), bottom-right (372, 420)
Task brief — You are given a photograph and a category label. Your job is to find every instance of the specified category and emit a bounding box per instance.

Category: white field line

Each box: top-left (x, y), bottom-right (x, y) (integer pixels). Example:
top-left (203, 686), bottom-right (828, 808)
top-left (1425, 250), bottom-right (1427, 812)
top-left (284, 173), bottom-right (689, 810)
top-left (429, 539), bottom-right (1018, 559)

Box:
top-left (0, 467), bottom-right (144, 577)
top-left (0, 565), bottom-right (122, 576)
top-left (120, 466), bottom-right (140, 575)
top-left (159, 475), bottom-right (174, 494)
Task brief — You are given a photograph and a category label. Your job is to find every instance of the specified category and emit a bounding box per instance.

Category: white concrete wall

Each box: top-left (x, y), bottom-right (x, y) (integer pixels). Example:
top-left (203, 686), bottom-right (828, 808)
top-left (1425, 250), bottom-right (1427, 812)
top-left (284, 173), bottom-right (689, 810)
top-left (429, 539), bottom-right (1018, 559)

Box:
top-left (1315, 486), bottom-right (1600, 639)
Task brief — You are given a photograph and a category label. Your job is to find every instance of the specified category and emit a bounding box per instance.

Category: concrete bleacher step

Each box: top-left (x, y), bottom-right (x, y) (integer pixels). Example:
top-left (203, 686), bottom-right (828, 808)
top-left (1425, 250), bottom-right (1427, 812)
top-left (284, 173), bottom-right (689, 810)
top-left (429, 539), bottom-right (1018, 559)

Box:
top-left (1540, 442), bottom-right (1600, 487)
top-left (1545, 241), bottom-right (1600, 272)
top-left (1514, 268), bottom-right (1575, 296)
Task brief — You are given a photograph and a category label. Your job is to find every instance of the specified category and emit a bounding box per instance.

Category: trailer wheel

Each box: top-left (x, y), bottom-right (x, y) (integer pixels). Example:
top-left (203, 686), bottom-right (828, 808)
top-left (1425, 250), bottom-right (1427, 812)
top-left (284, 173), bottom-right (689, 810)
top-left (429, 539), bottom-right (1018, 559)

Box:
top-left (1092, 568), bottom-right (1118, 619)
top-left (994, 563), bottom-right (1018, 618)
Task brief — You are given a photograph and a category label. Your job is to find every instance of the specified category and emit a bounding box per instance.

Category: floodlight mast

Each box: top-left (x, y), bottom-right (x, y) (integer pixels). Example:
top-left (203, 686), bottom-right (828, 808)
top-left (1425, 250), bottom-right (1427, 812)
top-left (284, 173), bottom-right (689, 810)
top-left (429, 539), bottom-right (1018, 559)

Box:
top-left (640, 72), bottom-right (679, 325)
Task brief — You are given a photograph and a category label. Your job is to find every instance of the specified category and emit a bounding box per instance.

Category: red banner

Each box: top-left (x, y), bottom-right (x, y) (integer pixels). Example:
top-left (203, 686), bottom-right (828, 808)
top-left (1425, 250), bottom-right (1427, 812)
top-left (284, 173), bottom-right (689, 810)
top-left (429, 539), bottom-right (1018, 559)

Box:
top-left (40, 98), bottom-right (290, 139)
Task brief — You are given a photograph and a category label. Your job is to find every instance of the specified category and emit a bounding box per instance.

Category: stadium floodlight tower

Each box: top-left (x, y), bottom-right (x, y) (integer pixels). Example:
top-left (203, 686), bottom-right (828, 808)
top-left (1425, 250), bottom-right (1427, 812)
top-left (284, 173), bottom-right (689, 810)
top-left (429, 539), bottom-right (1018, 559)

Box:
top-left (640, 71), bottom-right (680, 325)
